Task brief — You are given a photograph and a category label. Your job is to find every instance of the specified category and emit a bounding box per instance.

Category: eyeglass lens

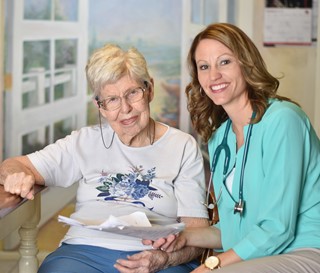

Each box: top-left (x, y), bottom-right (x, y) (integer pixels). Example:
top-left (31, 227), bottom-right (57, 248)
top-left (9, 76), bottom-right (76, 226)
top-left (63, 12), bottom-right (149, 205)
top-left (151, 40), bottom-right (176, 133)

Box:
top-left (101, 87), bottom-right (145, 111)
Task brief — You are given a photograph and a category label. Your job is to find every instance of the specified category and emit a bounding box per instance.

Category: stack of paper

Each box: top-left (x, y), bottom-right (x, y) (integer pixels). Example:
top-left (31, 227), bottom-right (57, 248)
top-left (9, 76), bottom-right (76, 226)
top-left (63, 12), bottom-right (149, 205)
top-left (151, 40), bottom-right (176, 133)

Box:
top-left (58, 211), bottom-right (185, 240)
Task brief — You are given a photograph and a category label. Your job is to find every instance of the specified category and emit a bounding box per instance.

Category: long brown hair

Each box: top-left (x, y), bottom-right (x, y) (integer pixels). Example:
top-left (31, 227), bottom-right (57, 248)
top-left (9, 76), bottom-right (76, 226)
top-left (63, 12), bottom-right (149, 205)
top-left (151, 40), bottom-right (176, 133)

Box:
top-left (186, 23), bottom-right (296, 143)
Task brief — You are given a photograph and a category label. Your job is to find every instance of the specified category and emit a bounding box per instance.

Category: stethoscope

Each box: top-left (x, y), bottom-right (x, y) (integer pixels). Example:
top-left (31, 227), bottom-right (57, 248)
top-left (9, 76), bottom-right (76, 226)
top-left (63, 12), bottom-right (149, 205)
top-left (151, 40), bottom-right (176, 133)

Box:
top-left (205, 112), bottom-right (256, 216)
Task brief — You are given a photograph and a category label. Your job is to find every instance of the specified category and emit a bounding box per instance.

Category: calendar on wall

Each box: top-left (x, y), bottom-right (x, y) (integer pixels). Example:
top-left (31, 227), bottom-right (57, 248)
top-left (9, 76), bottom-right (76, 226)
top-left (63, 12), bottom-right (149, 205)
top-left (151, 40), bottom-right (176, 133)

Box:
top-left (263, 0), bottom-right (316, 46)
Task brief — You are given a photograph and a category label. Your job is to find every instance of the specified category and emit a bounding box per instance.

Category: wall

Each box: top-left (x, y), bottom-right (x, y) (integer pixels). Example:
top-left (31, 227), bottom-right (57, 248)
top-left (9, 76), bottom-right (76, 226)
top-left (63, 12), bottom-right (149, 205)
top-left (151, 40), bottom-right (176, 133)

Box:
top-left (238, 0), bottom-right (319, 136)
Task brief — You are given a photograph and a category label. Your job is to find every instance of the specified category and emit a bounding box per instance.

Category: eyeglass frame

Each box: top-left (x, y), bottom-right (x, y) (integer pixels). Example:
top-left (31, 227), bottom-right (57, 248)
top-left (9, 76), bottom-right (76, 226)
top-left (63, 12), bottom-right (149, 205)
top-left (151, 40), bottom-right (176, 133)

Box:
top-left (95, 86), bottom-right (146, 111)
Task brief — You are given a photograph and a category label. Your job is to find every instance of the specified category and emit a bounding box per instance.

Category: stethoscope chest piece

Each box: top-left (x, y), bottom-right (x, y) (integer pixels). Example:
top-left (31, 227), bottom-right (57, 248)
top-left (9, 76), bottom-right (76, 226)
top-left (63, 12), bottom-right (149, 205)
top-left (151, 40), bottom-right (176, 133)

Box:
top-left (234, 199), bottom-right (245, 215)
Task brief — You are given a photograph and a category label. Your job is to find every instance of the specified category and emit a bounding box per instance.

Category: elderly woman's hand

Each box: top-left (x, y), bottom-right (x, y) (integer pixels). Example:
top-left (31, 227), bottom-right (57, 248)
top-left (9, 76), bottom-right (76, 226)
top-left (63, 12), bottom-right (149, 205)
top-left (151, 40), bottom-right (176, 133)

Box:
top-left (0, 157), bottom-right (43, 201)
top-left (114, 249), bottom-right (169, 273)
top-left (3, 171), bottom-right (35, 200)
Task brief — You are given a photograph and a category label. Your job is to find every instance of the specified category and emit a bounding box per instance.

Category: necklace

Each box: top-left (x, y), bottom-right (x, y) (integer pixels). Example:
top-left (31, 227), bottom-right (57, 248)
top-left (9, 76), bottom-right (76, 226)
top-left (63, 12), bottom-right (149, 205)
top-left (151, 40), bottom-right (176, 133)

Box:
top-left (98, 111), bottom-right (115, 149)
top-left (125, 119), bottom-right (155, 146)
top-left (99, 113), bottom-right (156, 149)
top-left (148, 118), bottom-right (156, 145)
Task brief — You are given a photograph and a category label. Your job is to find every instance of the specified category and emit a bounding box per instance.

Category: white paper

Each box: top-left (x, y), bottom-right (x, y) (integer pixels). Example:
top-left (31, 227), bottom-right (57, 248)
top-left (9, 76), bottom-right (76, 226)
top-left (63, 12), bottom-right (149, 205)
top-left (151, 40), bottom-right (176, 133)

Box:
top-left (58, 211), bottom-right (185, 240)
top-left (264, 8), bottom-right (313, 45)
top-left (99, 211), bottom-right (152, 228)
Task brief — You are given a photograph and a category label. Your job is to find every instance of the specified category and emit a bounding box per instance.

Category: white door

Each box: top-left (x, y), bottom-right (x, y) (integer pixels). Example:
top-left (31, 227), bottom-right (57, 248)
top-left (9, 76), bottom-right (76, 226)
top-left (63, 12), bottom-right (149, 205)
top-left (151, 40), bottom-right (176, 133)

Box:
top-left (4, 0), bottom-right (88, 158)
top-left (3, 0), bottom-right (88, 248)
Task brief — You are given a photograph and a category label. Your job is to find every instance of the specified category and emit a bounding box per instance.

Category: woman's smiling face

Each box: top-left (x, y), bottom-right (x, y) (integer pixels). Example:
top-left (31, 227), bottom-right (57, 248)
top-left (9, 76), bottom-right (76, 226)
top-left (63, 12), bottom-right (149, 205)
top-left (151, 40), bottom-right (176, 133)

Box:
top-left (99, 74), bottom-right (153, 144)
top-left (195, 39), bottom-right (248, 112)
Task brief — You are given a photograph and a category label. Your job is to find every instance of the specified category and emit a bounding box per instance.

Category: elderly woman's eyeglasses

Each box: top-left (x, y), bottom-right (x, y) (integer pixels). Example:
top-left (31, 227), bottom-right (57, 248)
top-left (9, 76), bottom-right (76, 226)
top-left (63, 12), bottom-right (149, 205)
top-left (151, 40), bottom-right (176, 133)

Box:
top-left (96, 87), bottom-right (146, 111)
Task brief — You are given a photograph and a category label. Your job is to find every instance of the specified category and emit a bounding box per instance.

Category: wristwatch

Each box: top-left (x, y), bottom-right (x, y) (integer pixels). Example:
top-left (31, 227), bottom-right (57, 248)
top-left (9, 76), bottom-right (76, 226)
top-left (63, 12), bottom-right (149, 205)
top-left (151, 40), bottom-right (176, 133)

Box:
top-left (204, 256), bottom-right (221, 270)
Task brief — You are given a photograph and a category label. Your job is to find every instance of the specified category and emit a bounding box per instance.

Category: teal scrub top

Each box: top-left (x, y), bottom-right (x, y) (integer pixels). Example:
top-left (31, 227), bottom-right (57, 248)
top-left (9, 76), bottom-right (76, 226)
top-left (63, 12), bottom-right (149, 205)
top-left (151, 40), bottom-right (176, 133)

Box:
top-left (208, 100), bottom-right (320, 260)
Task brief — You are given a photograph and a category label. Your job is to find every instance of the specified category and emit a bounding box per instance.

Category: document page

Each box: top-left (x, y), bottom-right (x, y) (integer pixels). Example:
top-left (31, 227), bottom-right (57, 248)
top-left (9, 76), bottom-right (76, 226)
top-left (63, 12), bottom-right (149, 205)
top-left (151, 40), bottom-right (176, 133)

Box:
top-left (58, 211), bottom-right (185, 240)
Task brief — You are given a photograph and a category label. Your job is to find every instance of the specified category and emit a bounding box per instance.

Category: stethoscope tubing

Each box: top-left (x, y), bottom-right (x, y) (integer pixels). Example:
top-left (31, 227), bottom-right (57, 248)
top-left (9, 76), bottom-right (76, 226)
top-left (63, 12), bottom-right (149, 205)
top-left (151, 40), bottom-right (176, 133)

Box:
top-left (208, 112), bottom-right (255, 216)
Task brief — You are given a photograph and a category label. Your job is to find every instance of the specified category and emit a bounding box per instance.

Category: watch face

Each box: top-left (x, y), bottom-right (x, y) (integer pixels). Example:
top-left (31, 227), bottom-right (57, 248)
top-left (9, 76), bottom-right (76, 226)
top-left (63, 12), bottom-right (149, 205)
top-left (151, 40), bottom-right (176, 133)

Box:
top-left (205, 256), bottom-right (219, 270)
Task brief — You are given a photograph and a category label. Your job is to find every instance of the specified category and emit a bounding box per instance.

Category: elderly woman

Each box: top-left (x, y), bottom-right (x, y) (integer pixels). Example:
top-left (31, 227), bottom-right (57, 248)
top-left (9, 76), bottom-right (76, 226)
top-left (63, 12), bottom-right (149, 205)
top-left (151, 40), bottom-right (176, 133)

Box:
top-left (0, 44), bottom-right (209, 273)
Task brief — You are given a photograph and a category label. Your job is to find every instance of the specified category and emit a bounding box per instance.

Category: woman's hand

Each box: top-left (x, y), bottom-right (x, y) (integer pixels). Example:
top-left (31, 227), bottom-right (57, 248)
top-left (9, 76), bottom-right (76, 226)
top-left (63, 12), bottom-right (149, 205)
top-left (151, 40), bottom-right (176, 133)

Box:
top-left (0, 157), bottom-right (44, 200)
top-left (3, 171), bottom-right (35, 200)
top-left (114, 249), bottom-right (169, 273)
top-left (191, 263), bottom-right (212, 273)
top-left (142, 232), bottom-right (188, 252)
top-left (142, 234), bottom-right (178, 251)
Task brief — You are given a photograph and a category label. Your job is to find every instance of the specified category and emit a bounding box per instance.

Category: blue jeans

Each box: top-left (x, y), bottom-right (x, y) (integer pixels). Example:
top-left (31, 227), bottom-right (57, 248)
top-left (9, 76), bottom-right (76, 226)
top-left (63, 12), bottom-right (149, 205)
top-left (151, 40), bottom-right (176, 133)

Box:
top-left (38, 243), bottom-right (199, 273)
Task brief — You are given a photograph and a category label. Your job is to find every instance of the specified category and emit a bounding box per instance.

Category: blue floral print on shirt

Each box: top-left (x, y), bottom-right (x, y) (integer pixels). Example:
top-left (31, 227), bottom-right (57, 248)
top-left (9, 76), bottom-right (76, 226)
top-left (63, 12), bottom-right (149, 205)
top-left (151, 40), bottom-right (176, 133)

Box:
top-left (96, 166), bottom-right (161, 207)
